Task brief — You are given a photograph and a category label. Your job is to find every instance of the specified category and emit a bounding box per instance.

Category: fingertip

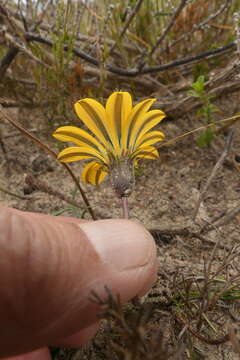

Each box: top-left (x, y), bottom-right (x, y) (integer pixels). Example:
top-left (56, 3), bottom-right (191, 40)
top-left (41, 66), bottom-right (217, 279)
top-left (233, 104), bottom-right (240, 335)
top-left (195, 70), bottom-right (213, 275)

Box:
top-left (80, 219), bottom-right (156, 272)
top-left (0, 207), bottom-right (157, 357)
top-left (79, 219), bottom-right (157, 301)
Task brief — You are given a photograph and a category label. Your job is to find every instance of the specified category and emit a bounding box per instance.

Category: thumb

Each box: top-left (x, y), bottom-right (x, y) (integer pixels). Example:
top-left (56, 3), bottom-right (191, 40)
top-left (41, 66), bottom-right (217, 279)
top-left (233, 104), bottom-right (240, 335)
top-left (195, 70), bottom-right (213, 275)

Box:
top-left (0, 207), bottom-right (157, 358)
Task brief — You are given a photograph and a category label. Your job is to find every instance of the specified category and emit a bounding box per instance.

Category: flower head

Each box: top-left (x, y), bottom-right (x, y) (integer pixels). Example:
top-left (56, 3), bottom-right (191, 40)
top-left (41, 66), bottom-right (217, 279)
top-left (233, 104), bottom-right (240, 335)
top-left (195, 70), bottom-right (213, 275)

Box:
top-left (53, 92), bottom-right (165, 197)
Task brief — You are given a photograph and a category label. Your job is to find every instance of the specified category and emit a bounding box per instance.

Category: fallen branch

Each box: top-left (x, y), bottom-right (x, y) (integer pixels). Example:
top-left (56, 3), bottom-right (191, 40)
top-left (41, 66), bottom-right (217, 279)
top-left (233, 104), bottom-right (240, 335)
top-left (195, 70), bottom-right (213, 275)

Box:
top-left (24, 32), bottom-right (236, 77)
top-left (0, 46), bottom-right (19, 80)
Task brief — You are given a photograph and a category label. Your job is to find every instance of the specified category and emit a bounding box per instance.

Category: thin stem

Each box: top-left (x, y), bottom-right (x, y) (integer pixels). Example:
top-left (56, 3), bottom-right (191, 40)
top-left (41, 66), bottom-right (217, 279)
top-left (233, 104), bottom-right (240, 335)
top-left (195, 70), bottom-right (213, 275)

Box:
top-left (156, 115), bottom-right (240, 151)
top-left (149, 0), bottom-right (188, 58)
top-left (162, 0), bottom-right (231, 56)
top-left (0, 184), bottom-right (30, 200)
top-left (25, 173), bottom-right (86, 211)
top-left (0, 105), bottom-right (96, 220)
top-left (193, 129), bottom-right (234, 220)
top-left (109, 0), bottom-right (145, 55)
top-left (121, 196), bottom-right (129, 219)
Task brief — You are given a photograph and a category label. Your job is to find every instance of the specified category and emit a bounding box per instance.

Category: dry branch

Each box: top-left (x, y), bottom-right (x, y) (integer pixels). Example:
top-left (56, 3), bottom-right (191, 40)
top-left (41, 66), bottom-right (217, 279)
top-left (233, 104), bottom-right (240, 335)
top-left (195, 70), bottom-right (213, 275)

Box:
top-left (0, 46), bottom-right (19, 80)
top-left (0, 0), bottom-right (236, 92)
top-left (1, 0), bottom-right (236, 78)
top-left (23, 32), bottom-right (236, 77)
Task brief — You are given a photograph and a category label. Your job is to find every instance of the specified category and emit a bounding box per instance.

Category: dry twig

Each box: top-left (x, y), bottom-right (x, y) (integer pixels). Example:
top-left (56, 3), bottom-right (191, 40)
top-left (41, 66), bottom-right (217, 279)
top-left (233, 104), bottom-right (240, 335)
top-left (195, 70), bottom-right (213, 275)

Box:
top-left (201, 201), bottom-right (240, 232)
top-left (193, 129), bottom-right (234, 220)
top-left (0, 184), bottom-right (30, 201)
top-left (163, 0), bottom-right (232, 55)
top-left (24, 173), bottom-right (84, 211)
top-left (149, 0), bottom-right (188, 58)
top-left (0, 105), bottom-right (96, 220)
top-left (109, 0), bottom-right (144, 55)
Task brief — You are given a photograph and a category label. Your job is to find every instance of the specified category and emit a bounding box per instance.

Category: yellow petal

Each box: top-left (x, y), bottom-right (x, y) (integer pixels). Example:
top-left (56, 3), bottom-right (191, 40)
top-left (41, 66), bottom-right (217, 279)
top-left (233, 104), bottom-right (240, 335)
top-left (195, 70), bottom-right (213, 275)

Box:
top-left (53, 126), bottom-right (106, 152)
top-left (134, 130), bottom-right (165, 150)
top-left (106, 92), bottom-right (132, 153)
top-left (129, 109), bottom-right (165, 149)
top-left (82, 162), bottom-right (108, 185)
top-left (57, 146), bottom-right (108, 163)
top-left (122, 99), bottom-right (156, 150)
top-left (132, 146), bottom-right (159, 160)
top-left (74, 98), bottom-right (113, 150)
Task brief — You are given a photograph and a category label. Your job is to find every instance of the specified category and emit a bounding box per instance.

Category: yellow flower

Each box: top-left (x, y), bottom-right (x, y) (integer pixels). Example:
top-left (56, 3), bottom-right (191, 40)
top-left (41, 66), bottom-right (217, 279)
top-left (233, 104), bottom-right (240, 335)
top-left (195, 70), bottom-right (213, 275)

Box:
top-left (53, 92), bottom-right (165, 197)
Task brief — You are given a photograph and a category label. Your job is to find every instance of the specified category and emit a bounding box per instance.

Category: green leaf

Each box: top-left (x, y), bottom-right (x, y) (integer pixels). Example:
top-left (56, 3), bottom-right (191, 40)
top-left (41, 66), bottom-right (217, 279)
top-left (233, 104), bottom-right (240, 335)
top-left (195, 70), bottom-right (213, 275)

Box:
top-left (190, 75), bottom-right (205, 95)
top-left (187, 89), bottom-right (200, 98)
top-left (196, 128), bottom-right (214, 147)
top-left (134, 167), bottom-right (144, 176)
top-left (51, 208), bottom-right (71, 216)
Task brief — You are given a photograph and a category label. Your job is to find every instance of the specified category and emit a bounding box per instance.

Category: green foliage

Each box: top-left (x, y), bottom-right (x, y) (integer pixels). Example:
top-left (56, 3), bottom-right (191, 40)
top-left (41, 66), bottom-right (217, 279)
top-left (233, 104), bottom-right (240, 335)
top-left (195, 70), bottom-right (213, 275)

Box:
top-left (134, 167), bottom-right (144, 176)
top-left (192, 63), bottom-right (210, 79)
top-left (51, 186), bottom-right (87, 218)
top-left (188, 75), bottom-right (218, 147)
top-left (173, 276), bottom-right (240, 309)
top-left (196, 127), bottom-right (215, 148)
top-left (52, 206), bottom-right (86, 218)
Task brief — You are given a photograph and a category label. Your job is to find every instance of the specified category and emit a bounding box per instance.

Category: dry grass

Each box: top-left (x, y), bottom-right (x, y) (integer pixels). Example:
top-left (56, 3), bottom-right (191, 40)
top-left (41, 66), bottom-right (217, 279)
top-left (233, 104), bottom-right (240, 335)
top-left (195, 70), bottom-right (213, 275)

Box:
top-left (0, 0), bottom-right (239, 127)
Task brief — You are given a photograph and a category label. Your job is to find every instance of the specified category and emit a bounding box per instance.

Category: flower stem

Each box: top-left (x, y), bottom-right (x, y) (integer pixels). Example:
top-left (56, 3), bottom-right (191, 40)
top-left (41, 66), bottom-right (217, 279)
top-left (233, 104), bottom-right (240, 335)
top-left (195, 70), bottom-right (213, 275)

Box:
top-left (121, 196), bottom-right (129, 219)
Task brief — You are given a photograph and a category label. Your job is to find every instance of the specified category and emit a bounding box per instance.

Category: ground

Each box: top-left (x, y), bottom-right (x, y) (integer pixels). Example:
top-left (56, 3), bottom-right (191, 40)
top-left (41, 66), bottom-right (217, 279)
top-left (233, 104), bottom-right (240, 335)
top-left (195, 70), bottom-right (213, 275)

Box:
top-left (1, 91), bottom-right (240, 359)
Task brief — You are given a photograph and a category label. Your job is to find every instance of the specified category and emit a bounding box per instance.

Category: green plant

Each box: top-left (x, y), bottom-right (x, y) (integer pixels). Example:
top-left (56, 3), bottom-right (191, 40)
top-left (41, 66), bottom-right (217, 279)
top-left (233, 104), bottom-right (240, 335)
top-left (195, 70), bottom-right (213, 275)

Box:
top-left (32, 0), bottom-right (81, 127)
top-left (188, 75), bottom-right (218, 147)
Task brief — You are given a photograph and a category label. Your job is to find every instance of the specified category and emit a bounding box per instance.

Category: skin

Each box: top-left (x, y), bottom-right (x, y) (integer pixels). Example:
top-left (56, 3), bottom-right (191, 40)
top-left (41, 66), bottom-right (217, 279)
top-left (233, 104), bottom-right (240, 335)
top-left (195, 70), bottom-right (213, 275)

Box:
top-left (0, 206), bottom-right (157, 360)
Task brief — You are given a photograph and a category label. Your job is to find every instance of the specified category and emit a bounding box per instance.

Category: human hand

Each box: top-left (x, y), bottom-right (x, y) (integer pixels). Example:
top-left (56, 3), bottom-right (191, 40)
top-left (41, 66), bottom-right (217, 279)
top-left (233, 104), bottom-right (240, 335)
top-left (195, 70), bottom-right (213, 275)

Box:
top-left (0, 206), bottom-right (157, 360)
